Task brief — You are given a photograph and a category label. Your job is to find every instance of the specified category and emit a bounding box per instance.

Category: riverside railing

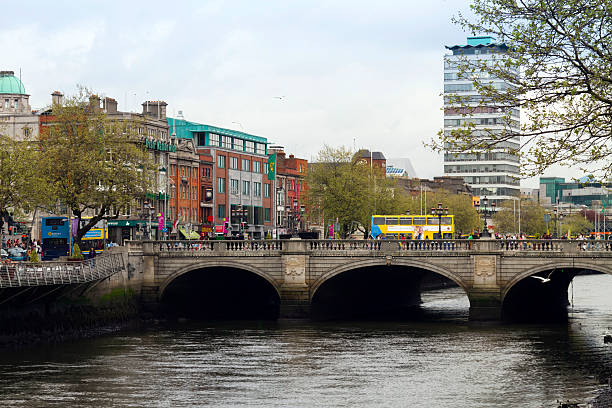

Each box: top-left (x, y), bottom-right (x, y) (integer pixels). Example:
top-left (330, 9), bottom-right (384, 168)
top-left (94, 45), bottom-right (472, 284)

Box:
top-left (140, 239), bottom-right (612, 255)
top-left (0, 252), bottom-right (125, 289)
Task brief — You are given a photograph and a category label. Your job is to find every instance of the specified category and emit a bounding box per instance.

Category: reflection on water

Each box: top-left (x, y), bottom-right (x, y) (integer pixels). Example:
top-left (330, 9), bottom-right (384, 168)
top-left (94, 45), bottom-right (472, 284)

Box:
top-left (1, 275), bottom-right (612, 407)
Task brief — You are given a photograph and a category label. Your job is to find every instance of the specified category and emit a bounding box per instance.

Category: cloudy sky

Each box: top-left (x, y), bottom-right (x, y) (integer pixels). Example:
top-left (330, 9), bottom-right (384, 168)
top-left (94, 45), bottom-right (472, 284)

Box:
top-left (2, 0), bottom-right (563, 187)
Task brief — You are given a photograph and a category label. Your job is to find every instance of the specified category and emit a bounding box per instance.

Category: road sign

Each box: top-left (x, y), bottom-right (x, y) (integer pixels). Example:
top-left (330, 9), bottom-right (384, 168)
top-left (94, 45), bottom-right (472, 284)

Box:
top-left (544, 214), bottom-right (551, 223)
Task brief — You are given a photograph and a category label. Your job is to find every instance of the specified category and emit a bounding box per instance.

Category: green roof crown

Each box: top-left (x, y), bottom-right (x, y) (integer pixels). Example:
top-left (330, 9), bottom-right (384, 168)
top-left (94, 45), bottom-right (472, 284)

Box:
top-left (0, 71), bottom-right (26, 95)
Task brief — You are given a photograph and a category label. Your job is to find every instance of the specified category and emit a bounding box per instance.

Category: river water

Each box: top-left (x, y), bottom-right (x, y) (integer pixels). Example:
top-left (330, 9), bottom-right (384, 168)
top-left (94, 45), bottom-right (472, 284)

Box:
top-left (1, 274), bottom-right (612, 407)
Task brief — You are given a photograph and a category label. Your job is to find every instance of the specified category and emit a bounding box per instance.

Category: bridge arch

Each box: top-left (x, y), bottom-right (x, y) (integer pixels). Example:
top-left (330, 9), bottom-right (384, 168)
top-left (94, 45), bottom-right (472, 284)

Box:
top-left (158, 259), bottom-right (281, 301)
top-left (310, 257), bottom-right (468, 301)
top-left (501, 260), bottom-right (612, 302)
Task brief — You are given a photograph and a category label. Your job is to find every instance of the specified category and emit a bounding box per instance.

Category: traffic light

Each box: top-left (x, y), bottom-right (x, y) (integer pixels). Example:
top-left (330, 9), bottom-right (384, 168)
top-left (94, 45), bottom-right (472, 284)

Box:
top-left (7, 226), bottom-right (12, 235)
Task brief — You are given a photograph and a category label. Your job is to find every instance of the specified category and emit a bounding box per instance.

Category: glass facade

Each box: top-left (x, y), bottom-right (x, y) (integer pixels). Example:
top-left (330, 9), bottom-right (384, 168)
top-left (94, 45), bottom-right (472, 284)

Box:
top-left (443, 37), bottom-right (520, 204)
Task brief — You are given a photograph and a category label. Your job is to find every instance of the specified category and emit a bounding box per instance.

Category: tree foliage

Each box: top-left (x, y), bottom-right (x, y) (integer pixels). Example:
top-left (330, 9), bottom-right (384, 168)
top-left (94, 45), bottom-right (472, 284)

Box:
top-left (414, 189), bottom-right (481, 235)
top-left (560, 213), bottom-right (593, 236)
top-left (492, 199), bottom-right (547, 235)
top-left (436, 0), bottom-right (612, 178)
top-left (38, 89), bottom-right (155, 245)
top-left (305, 146), bottom-right (409, 238)
top-left (0, 132), bottom-right (44, 218)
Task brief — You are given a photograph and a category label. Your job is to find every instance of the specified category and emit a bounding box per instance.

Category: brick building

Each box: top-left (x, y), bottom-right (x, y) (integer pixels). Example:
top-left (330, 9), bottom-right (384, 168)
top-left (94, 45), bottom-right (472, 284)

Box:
top-left (269, 147), bottom-right (308, 235)
top-left (167, 115), bottom-right (273, 239)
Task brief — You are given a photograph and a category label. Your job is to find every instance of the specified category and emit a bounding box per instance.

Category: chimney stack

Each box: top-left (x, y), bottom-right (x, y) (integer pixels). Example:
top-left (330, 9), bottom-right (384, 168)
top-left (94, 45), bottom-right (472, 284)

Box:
top-left (51, 91), bottom-right (64, 105)
top-left (89, 95), bottom-right (101, 112)
top-left (142, 100), bottom-right (168, 120)
top-left (103, 97), bottom-right (118, 114)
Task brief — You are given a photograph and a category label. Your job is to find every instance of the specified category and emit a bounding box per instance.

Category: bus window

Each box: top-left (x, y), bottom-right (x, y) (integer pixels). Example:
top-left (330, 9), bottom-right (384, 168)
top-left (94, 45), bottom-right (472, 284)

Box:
top-left (427, 217), bottom-right (440, 225)
top-left (406, 233), bottom-right (413, 239)
top-left (443, 233), bottom-right (453, 239)
top-left (441, 217), bottom-right (452, 225)
top-left (399, 217), bottom-right (412, 225)
top-left (386, 217), bottom-right (399, 225)
top-left (373, 217), bottom-right (386, 225)
top-left (413, 217), bottom-right (426, 225)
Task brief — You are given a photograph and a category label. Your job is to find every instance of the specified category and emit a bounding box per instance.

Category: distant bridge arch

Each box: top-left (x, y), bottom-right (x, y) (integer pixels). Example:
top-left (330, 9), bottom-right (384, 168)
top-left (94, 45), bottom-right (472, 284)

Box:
top-left (158, 259), bottom-right (281, 300)
top-left (310, 257), bottom-right (469, 301)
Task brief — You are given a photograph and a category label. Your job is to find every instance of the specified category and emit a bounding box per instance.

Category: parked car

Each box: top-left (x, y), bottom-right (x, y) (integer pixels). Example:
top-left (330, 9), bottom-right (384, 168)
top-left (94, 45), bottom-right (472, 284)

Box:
top-left (1, 248), bottom-right (8, 259)
top-left (7, 247), bottom-right (27, 261)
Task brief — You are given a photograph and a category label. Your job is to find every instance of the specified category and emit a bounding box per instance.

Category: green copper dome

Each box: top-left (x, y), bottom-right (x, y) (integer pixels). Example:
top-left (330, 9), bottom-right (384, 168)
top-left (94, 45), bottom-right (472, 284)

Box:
top-left (0, 71), bottom-right (26, 95)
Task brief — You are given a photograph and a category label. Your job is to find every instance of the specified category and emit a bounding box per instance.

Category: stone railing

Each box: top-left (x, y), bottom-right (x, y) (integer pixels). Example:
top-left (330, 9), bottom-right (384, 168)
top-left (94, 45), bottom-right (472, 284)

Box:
top-left (0, 252), bottom-right (125, 288)
top-left (130, 239), bottom-right (612, 256)
top-left (495, 239), bottom-right (612, 252)
top-left (154, 240), bottom-right (284, 253)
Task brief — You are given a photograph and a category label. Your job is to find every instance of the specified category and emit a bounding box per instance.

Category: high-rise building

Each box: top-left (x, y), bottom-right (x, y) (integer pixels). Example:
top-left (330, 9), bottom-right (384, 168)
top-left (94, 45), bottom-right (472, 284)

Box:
top-left (443, 36), bottom-right (521, 206)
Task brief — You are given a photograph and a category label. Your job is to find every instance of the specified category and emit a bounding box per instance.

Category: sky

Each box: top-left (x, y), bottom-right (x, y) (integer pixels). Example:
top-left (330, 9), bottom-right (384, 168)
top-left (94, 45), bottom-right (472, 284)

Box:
top-left (1, 0), bottom-right (579, 188)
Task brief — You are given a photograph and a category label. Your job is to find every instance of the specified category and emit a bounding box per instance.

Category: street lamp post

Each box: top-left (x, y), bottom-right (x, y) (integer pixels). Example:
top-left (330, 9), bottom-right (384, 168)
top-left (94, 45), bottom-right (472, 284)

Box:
top-left (430, 202), bottom-right (449, 239)
top-left (475, 196), bottom-right (496, 238)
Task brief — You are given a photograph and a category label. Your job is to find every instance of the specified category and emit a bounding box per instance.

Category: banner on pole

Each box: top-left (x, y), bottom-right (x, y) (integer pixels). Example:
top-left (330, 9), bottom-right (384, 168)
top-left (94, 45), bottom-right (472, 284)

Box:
top-left (267, 152), bottom-right (277, 181)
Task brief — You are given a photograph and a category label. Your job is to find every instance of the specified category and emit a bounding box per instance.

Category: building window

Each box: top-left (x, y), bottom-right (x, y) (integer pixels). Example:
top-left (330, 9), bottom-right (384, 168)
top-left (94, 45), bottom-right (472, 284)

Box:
top-left (230, 157), bottom-right (238, 169)
top-left (218, 177), bottom-right (225, 193)
top-left (197, 133), bottom-right (206, 146)
top-left (254, 182), bottom-right (261, 197)
top-left (170, 164), bottom-right (176, 176)
top-left (230, 179), bottom-right (239, 195)
top-left (180, 185), bottom-right (186, 199)
top-left (264, 208), bottom-right (271, 222)
top-left (264, 183), bottom-right (270, 198)
top-left (245, 141), bottom-right (255, 153)
top-left (180, 166), bottom-right (186, 177)
top-left (4, 99), bottom-right (8, 109)
top-left (209, 133), bottom-right (220, 146)
top-left (264, 162), bottom-right (268, 174)
top-left (13, 99), bottom-right (19, 109)
top-left (170, 185), bottom-right (176, 198)
top-left (218, 204), bottom-right (225, 219)
top-left (241, 159), bottom-right (250, 172)
top-left (218, 155), bottom-right (226, 168)
top-left (255, 143), bottom-right (265, 155)
top-left (242, 180), bottom-right (250, 196)
top-left (253, 161), bottom-right (261, 173)
top-left (192, 186), bottom-right (197, 200)
top-left (234, 139), bottom-right (244, 151)
top-left (192, 167), bottom-right (197, 179)
top-left (222, 135), bottom-right (232, 148)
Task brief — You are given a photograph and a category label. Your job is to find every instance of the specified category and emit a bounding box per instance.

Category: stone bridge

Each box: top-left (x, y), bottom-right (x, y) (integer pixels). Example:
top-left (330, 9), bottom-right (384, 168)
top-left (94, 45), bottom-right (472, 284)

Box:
top-left (129, 239), bottom-right (612, 321)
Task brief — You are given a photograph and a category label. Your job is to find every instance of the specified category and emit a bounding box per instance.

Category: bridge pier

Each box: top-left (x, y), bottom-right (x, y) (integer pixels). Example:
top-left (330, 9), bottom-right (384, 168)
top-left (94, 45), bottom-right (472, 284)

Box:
top-left (468, 289), bottom-right (502, 321)
top-left (468, 253), bottom-right (502, 321)
top-left (280, 241), bottom-right (311, 318)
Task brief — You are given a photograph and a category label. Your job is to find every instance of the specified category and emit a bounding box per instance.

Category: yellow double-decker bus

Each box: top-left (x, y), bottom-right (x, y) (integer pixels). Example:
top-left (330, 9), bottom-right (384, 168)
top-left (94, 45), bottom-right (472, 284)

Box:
top-left (370, 214), bottom-right (455, 239)
top-left (79, 217), bottom-right (108, 255)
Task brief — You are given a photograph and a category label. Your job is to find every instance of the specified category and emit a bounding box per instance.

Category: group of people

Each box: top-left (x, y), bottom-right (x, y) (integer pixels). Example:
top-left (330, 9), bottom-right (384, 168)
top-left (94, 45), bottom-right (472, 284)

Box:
top-left (2, 237), bottom-right (41, 261)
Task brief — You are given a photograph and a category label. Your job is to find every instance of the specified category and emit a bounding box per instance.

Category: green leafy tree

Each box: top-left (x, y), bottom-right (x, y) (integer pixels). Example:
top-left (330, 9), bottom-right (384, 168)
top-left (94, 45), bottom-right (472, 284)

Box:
top-left (560, 214), bottom-right (592, 236)
top-left (435, 0), bottom-right (612, 178)
top-left (492, 199), bottom-right (547, 235)
top-left (0, 132), bottom-right (44, 223)
top-left (423, 190), bottom-right (481, 236)
top-left (38, 89), bottom-right (155, 247)
top-left (305, 146), bottom-right (410, 238)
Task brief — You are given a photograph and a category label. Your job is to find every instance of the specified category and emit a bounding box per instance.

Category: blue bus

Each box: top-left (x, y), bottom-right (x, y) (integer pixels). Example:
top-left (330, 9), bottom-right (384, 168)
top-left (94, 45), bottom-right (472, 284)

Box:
top-left (40, 216), bottom-right (70, 260)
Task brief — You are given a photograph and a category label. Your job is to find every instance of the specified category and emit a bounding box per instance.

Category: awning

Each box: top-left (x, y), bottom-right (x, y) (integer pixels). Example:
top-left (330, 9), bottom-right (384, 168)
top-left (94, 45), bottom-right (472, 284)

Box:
top-left (179, 227), bottom-right (200, 239)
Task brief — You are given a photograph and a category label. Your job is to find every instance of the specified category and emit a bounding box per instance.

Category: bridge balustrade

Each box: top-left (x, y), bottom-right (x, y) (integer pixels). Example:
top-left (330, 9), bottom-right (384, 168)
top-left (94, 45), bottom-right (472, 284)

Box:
top-left (156, 240), bottom-right (284, 253)
top-left (139, 239), bottom-right (612, 256)
top-left (496, 239), bottom-right (612, 252)
top-left (0, 252), bottom-right (125, 288)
